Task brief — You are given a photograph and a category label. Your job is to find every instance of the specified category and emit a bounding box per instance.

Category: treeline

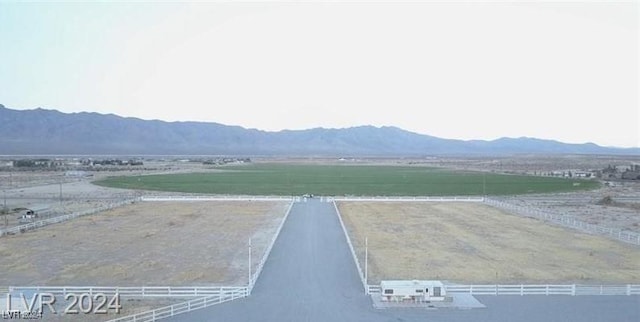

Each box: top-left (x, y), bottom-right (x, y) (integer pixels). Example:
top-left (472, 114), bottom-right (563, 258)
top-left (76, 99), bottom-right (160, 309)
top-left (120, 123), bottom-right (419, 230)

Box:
top-left (10, 158), bottom-right (144, 168)
top-left (13, 159), bottom-right (63, 168)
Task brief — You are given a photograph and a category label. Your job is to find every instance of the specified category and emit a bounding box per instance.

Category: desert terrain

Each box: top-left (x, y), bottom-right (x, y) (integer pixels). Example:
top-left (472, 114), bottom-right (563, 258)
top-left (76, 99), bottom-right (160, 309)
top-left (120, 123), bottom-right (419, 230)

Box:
top-left (0, 201), bottom-right (289, 286)
top-left (339, 201), bottom-right (640, 284)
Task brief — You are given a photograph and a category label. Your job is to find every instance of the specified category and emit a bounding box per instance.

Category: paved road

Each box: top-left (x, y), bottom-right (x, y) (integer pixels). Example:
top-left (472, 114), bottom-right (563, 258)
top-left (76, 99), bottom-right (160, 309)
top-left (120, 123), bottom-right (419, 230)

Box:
top-left (170, 199), bottom-right (640, 322)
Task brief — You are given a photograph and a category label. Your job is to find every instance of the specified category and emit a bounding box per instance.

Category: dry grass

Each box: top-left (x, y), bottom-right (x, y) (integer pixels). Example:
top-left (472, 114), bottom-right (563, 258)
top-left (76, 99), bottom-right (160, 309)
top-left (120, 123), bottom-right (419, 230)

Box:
top-left (0, 201), bottom-right (289, 286)
top-left (339, 202), bottom-right (640, 284)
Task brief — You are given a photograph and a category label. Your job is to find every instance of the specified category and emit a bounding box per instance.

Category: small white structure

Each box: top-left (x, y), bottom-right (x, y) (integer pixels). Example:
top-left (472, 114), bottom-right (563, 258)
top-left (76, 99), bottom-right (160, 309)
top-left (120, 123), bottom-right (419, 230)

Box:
top-left (17, 209), bottom-right (38, 223)
top-left (380, 280), bottom-right (447, 302)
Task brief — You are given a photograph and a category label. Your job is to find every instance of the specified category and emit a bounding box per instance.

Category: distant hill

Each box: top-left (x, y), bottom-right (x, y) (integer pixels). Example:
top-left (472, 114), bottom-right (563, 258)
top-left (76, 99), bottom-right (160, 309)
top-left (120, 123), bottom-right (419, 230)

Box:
top-left (0, 104), bottom-right (637, 155)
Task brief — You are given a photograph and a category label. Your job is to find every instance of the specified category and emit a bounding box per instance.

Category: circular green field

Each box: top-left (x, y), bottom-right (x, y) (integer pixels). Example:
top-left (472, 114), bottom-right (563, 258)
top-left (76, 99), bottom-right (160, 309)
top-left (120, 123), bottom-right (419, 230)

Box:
top-left (93, 164), bottom-right (599, 196)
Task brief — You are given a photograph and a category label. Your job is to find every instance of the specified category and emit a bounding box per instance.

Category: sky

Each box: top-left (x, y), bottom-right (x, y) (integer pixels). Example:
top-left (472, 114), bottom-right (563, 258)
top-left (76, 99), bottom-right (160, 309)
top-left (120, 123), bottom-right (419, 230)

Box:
top-left (0, 0), bottom-right (638, 148)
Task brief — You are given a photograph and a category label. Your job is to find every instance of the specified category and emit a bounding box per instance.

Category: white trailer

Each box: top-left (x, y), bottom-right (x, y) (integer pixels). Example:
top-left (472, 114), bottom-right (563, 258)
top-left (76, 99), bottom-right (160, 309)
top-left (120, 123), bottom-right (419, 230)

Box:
top-left (17, 209), bottom-right (38, 223)
top-left (380, 280), bottom-right (447, 302)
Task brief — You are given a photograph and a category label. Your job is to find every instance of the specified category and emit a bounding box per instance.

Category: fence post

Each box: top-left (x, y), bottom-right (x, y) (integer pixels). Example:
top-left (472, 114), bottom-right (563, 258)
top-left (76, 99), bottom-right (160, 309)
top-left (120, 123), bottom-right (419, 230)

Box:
top-left (571, 284), bottom-right (576, 296)
top-left (627, 285), bottom-right (631, 296)
top-left (520, 284), bottom-right (524, 296)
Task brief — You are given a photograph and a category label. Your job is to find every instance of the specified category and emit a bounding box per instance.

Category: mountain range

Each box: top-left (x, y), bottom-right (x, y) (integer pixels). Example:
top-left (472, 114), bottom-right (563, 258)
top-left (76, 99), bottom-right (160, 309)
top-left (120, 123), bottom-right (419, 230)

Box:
top-left (0, 104), bottom-right (637, 156)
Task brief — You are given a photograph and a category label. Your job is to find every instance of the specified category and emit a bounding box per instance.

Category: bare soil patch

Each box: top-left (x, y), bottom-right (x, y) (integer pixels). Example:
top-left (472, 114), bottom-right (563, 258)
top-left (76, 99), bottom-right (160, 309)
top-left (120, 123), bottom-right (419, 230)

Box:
top-left (505, 182), bottom-right (640, 233)
top-left (339, 202), bottom-right (640, 284)
top-left (0, 201), bottom-right (289, 286)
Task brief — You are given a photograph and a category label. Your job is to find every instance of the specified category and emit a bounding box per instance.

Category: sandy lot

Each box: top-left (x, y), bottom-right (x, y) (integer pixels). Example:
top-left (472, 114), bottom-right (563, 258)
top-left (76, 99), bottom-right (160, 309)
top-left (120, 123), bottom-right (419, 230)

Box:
top-left (339, 202), bottom-right (640, 284)
top-left (0, 201), bottom-right (289, 286)
top-left (503, 182), bottom-right (640, 233)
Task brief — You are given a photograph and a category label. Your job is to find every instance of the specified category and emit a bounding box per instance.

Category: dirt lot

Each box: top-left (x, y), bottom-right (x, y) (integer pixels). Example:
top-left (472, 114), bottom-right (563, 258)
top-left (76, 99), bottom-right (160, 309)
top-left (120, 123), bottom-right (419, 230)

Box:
top-left (0, 201), bottom-right (289, 286)
top-left (503, 182), bottom-right (640, 233)
top-left (339, 202), bottom-right (640, 284)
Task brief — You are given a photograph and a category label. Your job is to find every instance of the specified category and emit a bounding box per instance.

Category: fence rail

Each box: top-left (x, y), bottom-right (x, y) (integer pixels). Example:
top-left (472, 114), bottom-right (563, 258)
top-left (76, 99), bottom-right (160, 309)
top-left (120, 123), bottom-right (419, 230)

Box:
top-left (485, 198), bottom-right (640, 246)
top-left (368, 284), bottom-right (640, 296)
top-left (331, 196), bottom-right (484, 202)
top-left (107, 288), bottom-right (248, 322)
top-left (249, 201), bottom-right (294, 293)
top-left (368, 285), bottom-right (381, 294)
top-left (8, 286), bottom-right (248, 298)
top-left (333, 201), bottom-right (367, 293)
top-left (141, 196), bottom-right (295, 202)
top-left (0, 199), bottom-right (137, 237)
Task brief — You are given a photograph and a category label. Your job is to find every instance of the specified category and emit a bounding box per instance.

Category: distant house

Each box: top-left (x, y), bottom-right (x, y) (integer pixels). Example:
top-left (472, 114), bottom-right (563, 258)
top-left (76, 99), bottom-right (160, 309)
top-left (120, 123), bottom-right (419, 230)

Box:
top-left (17, 209), bottom-right (38, 223)
top-left (573, 171), bottom-right (591, 178)
top-left (65, 170), bottom-right (90, 177)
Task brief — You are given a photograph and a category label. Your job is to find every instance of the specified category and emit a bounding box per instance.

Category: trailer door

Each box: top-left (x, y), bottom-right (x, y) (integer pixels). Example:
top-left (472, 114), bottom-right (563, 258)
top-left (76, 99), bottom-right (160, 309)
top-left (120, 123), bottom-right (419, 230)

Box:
top-left (434, 287), bottom-right (441, 297)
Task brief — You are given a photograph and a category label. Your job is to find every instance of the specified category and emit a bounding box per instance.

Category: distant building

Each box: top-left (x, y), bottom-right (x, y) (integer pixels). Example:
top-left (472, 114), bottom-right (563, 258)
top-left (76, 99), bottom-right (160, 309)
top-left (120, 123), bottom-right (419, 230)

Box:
top-left (17, 209), bottom-right (38, 223)
top-left (65, 170), bottom-right (90, 177)
top-left (572, 171), bottom-right (592, 178)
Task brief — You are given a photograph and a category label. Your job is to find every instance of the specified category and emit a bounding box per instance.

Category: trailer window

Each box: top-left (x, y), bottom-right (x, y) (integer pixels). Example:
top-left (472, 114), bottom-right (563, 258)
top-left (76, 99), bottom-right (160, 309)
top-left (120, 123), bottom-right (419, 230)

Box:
top-left (425, 288), bottom-right (429, 293)
top-left (384, 289), bottom-right (394, 295)
top-left (415, 289), bottom-right (423, 293)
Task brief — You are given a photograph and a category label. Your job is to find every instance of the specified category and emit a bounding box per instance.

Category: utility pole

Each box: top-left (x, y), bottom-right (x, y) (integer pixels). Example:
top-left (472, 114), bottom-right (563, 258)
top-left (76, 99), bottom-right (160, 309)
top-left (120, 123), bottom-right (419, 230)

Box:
top-left (3, 189), bottom-right (7, 228)
top-left (483, 172), bottom-right (486, 198)
top-left (59, 182), bottom-right (63, 206)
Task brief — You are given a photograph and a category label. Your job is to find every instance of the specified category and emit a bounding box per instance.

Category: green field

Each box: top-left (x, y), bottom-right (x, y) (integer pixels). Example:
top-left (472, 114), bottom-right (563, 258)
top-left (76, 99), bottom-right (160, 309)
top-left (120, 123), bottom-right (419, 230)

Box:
top-left (93, 163), bottom-right (599, 196)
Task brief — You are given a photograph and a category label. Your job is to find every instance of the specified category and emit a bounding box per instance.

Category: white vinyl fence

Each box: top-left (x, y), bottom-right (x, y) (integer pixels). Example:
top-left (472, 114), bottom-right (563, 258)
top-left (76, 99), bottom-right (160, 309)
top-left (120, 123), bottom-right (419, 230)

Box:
top-left (331, 196), bottom-right (484, 202)
top-left (333, 201), bottom-right (367, 292)
top-left (0, 199), bottom-right (137, 237)
top-left (141, 195), bottom-right (295, 202)
top-left (9, 286), bottom-right (248, 298)
top-left (367, 284), bottom-right (640, 296)
top-left (485, 198), bottom-right (640, 245)
top-left (248, 201), bottom-right (294, 293)
top-left (106, 288), bottom-right (248, 322)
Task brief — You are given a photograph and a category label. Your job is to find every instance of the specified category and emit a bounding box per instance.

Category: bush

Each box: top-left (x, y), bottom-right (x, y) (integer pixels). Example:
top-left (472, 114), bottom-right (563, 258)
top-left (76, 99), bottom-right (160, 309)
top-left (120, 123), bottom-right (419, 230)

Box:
top-left (596, 196), bottom-right (613, 205)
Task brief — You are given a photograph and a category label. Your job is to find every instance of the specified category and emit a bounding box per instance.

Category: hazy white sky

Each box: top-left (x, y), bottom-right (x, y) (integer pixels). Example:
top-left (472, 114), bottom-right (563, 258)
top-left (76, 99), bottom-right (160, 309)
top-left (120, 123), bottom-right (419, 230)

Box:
top-left (1, 1), bottom-right (638, 148)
